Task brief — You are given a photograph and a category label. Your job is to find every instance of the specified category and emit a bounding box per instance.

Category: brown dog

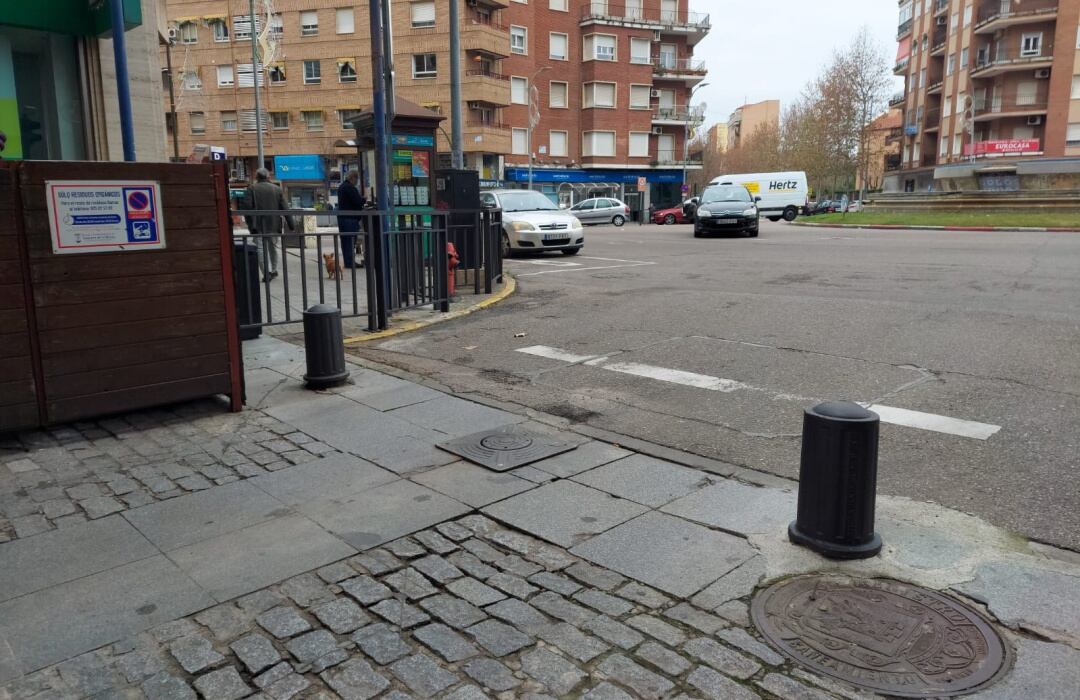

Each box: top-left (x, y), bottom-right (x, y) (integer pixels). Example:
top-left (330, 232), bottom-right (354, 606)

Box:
top-left (323, 253), bottom-right (342, 280)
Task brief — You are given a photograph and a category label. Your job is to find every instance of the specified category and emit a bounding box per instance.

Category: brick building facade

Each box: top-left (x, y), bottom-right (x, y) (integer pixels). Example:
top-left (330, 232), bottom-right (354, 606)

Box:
top-left (891, 0), bottom-right (1080, 192)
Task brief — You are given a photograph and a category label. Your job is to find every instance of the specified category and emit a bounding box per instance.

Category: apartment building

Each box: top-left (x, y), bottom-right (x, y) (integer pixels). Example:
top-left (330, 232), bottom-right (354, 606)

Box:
top-left (857, 108), bottom-right (903, 192)
top-left (498, 1), bottom-right (710, 209)
top-left (162, 1), bottom-right (709, 208)
top-left (891, 0), bottom-right (1080, 192)
top-left (727, 99), bottom-right (780, 150)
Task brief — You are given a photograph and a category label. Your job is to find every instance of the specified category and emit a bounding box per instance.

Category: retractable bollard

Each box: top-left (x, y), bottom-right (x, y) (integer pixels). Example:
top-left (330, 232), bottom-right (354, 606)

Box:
top-left (788, 401), bottom-right (882, 559)
top-left (302, 304), bottom-right (350, 389)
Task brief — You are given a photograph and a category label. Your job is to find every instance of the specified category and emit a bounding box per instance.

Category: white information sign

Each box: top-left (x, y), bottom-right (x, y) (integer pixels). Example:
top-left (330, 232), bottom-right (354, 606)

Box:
top-left (45, 180), bottom-right (165, 254)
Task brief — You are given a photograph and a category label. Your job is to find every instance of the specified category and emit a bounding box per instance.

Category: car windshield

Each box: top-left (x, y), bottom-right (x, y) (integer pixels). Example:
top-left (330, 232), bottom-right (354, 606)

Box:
top-left (701, 186), bottom-right (751, 204)
top-left (498, 191), bottom-right (560, 212)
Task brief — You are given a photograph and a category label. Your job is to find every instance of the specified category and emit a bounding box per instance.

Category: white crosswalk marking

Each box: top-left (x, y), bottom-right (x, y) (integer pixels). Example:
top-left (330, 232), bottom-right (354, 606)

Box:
top-left (514, 345), bottom-right (1002, 440)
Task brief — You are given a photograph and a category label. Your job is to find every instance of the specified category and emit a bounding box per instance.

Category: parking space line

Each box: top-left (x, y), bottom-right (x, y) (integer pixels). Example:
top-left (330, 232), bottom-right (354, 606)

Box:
top-left (514, 344), bottom-right (1001, 440)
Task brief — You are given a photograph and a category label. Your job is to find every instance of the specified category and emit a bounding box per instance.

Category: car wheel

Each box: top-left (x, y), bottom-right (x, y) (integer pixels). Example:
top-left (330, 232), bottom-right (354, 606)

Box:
top-left (783, 207), bottom-right (798, 222)
top-left (749, 228), bottom-right (759, 238)
top-left (612, 215), bottom-right (625, 227)
top-left (693, 228), bottom-right (702, 238)
top-left (500, 232), bottom-right (511, 258)
top-left (664, 214), bottom-right (676, 225)
top-left (562, 247), bottom-right (581, 256)
top-left (767, 216), bottom-right (781, 222)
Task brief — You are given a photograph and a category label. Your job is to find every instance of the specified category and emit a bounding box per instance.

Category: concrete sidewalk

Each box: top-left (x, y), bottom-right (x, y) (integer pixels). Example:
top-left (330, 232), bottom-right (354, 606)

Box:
top-left (1, 336), bottom-right (1078, 699)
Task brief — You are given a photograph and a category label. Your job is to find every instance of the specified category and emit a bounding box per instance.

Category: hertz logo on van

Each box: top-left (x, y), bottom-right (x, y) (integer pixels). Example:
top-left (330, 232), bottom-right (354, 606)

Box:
top-left (768, 181), bottom-right (799, 191)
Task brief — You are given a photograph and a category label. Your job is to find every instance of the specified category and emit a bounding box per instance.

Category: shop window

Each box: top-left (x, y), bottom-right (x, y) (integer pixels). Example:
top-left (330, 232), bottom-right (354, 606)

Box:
top-left (304, 60), bottom-right (321, 84)
top-left (222, 111), bottom-right (238, 132)
top-left (412, 1), bottom-right (436, 27)
top-left (413, 54), bottom-right (437, 79)
top-left (190, 112), bottom-right (206, 134)
top-left (302, 111), bottom-right (324, 131)
top-left (339, 60), bottom-right (357, 83)
top-left (301, 11), bottom-right (319, 36)
top-left (336, 8), bottom-right (354, 34)
top-left (510, 26), bottom-right (527, 54)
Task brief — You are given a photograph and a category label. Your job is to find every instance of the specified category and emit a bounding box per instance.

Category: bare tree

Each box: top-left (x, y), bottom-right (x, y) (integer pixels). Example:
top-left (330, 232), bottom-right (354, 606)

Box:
top-left (842, 27), bottom-right (892, 200)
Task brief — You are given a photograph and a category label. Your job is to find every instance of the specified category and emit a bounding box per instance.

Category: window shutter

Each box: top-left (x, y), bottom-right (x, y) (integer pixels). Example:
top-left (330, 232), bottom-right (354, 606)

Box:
top-left (597, 83), bottom-right (615, 107)
top-left (236, 63), bottom-right (265, 88)
top-left (629, 132), bottom-right (649, 157)
top-left (336, 9), bottom-right (354, 33)
top-left (550, 83), bottom-right (567, 108)
top-left (512, 128), bottom-right (528, 154)
top-left (550, 33), bottom-right (567, 59)
top-left (412, 1), bottom-right (436, 26)
top-left (239, 109), bottom-right (270, 132)
top-left (550, 131), bottom-right (567, 156)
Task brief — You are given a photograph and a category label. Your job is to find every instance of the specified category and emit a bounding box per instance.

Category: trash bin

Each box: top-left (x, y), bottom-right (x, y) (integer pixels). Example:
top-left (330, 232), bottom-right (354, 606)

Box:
top-left (233, 241), bottom-right (261, 341)
top-left (302, 304), bottom-right (349, 388)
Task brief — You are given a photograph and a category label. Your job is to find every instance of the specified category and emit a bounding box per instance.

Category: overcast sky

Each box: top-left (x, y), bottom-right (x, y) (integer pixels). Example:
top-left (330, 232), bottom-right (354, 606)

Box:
top-left (692, 1), bottom-right (903, 129)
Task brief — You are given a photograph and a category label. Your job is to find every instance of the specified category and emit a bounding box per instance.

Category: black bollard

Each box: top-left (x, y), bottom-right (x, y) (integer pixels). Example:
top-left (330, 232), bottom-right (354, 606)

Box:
top-left (788, 401), bottom-right (882, 559)
top-left (302, 304), bottom-right (350, 389)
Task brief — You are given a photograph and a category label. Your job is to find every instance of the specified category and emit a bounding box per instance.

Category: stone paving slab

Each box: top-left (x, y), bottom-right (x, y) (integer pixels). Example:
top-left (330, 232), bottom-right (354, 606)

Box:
top-left (529, 440), bottom-right (633, 479)
top-left (348, 384), bottom-right (446, 412)
top-left (249, 453), bottom-right (396, 506)
top-left (0, 555), bottom-right (213, 682)
top-left (571, 511), bottom-right (756, 597)
top-left (167, 515), bottom-right (355, 603)
top-left (482, 481), bottom-right (648, 548)
top-left (409, 461), bottom-right (535, 508)
top-left (954, 561), bottom-right (1080, 643)
top-left (386, 395), bottom-right (526, 438)
top-left (571, 454), bottom-right (713, 508)
top-left (295, 479), bottom-right (471, 550)
top-left (0, 515), bottom-right (157, 603)
top-left (660, 480), bottom-right (798, 537)
top-left (122, 481), bottom-right (288, 552)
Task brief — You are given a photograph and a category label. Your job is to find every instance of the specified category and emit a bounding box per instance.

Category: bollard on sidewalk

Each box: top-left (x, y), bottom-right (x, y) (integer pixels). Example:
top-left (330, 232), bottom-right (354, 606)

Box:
top-left (788, 401), bottom-right (882, 559)
top-left (302, 304), bottom-right (350, 389)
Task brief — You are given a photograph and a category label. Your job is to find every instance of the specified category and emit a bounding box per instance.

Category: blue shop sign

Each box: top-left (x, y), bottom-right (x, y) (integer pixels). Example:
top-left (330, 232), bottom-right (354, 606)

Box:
top-left (391, 134), bottom-right (435, 147)
top-left (503, 168), bottom-right (683, 184)
top-left (274, 155), bottom-right (325, 180)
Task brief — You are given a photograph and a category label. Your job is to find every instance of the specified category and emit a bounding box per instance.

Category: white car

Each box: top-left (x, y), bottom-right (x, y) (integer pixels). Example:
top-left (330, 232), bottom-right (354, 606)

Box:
top-left (481, 190), bottom-right (585, 256)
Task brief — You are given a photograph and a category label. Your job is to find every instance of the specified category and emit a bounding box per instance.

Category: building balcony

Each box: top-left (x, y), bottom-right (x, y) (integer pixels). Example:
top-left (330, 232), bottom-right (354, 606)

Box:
top-left (653, 149), bottom-right (703, 168)
top-left (885, 154), bottom-right (903, 172)
top-left (580, 3), bottom-right (710, 46)
top-left (463, 120), bottom-right (510, 153)
top-left (651, 57), bottom-right (707, 84)
top-left (923, 108), bottom-right (942, 132)
top-left (461, 15), bottom-right (510, 58)
top-left (885, 127), bottom-right (904, 144)
top-left (927, 79), bottom-right (944, 95)
top-left (894, 57), bottom-right (910, 75)
top-left (889, 92), bottom-right (906, 107)
top-left (971, 46), bottom-right (1054, 78)
top-left (930, 31), bottom-right (947, 56)
top-left (897, 18), bottom-right (913, 39)
top-left (934, 0), bottom-right (950, 16)
top-left (463, 69), bottom-right (511, 107)
top-left (975, 0), bottom-right (1058, 35)
top-left (973, 96), bottom-right (1049, 121)
top-left (481, 0), bottom-right (510, 8)
top-left (652, 105), bottom-right (706, 125)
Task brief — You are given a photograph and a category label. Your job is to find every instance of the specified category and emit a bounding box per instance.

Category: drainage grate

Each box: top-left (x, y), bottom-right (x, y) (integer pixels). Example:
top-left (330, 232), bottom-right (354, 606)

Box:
top-left (437, 427), bottom-right (576, 471)
top-left (751, 575), bottom-right (1009, 698)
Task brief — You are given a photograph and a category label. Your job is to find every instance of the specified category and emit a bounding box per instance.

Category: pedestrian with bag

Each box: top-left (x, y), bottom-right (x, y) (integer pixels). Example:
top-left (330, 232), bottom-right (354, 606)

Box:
top-left (243, 168), bottom-right (295, 282)
top-left (337, 170), bottom-right (365, 268)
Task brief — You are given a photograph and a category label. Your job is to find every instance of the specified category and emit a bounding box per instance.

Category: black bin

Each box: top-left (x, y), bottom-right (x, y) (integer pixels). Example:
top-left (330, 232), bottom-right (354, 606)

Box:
top-left (303, 304), bottom-right (349, 389)
top-left (233, 241), bottom-right (261, 340)
top-left (788, 401), bottom-right (882, 559)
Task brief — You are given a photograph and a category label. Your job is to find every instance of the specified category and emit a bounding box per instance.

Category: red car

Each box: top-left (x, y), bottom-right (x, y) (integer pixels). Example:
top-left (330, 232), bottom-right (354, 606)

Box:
top-left (651, 205), bottom-right (689, 225)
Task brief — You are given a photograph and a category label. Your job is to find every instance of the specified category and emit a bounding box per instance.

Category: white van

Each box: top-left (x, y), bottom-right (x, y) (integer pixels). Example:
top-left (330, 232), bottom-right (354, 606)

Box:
top-left (708, 171), bottom-right (808, 222)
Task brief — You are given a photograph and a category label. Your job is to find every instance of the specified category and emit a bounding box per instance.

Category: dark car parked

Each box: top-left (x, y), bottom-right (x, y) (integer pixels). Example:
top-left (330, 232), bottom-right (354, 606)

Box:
top-left (693, 185), bottom-right (760, 238)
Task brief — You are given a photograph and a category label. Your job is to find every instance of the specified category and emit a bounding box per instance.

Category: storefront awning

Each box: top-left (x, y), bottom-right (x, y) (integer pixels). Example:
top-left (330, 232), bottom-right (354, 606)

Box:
top-left (202, 14), bottom-right (227, 21)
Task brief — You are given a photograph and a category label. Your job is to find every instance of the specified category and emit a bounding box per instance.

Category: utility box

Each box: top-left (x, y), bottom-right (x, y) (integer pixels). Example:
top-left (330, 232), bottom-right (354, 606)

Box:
top-left (435, 169), bottom-right (481, 269)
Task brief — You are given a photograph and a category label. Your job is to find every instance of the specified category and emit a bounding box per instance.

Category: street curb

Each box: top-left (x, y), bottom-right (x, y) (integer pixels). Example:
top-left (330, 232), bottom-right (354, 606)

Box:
top-left (790, 221), bottom-right (1080, 233)
top-left (342, 274), bottom-right (517, 345)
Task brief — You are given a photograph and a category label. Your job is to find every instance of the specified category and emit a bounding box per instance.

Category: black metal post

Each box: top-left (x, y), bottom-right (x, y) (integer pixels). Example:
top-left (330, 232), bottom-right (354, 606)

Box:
top-left (789, 401), bottom-right (882, 559)
top-left (302, 304), bottom-right (349, 389)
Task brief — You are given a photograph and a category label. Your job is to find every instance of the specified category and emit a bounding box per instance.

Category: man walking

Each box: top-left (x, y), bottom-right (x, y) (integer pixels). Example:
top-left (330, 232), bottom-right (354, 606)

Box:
top-left (337, 170), bottom-right (365, 268)
top-left (243, 168), bottom-right (294, 281)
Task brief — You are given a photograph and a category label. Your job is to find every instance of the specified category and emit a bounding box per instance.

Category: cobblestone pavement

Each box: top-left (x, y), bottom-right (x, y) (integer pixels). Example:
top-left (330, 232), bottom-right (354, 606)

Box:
top-left (1, 513), bottom-right (875, 700)
top-left (0, 402), bottom-right (339, 543)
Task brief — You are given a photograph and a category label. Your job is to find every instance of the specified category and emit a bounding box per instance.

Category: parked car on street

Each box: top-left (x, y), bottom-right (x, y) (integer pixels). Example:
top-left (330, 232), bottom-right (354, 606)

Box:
top-left (481, 189), bottom-right (585, 256)
top-left (569, 197), bottom-right (631, 226)
top-left (651, 204), bottom-right (690, 225)
top-left (709, 171), bottom-right (808, 222)
top-left (806, 199), bottom-right (833, 216)
top-left (693, 184), bottom-right (760, 238)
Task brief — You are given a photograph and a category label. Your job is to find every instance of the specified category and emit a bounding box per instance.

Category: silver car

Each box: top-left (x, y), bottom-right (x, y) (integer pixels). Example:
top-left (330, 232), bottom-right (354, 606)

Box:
top-left (481, 189), bottom-right (585, 256)
top-left (569, 197), bottom-right (630, 226)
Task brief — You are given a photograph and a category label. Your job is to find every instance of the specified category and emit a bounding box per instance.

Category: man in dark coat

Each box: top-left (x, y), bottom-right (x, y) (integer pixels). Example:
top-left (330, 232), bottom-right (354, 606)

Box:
top-left (243, 168), bottom-right (294, 281)
top-left (337, 170), bottom-right (365, 267)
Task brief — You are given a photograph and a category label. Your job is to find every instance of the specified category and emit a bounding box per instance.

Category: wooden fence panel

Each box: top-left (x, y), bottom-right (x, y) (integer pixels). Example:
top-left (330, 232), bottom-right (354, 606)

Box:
top-left (0, 165), bottom-right (39, 431)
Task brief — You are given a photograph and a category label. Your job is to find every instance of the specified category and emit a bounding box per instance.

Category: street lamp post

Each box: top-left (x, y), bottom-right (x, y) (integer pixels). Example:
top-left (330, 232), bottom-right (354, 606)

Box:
top-left (249, 0), bottom-right (264, 171)
top-left (682, 82), bottom-right (709, 198)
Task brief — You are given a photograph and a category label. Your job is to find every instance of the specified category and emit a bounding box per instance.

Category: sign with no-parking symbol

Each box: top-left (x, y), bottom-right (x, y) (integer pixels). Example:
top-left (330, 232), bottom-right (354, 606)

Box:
top-left (46, 180), bottom-right (165, 254)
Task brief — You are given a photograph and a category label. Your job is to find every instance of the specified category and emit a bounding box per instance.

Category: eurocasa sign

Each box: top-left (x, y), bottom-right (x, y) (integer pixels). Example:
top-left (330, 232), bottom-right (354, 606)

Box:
top-left (964, 139), bottom-right (1041, 156)
top-left (274, 155), bottom-right (325, 180)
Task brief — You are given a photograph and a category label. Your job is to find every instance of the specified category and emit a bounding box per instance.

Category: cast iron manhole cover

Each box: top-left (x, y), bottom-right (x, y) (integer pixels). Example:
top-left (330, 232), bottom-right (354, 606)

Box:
top-left (437, 427), bottom-right (576, 471)
top-left (751, 575), bottom-right (1009, 698)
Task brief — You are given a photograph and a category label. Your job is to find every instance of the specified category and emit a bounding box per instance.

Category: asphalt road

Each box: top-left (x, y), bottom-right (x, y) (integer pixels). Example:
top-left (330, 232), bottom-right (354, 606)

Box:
top-left (351, 220), bottom-right (1080, 551)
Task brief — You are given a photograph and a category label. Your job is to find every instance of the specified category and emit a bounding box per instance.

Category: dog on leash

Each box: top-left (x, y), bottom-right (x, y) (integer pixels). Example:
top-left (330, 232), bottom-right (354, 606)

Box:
top-left (323, 253), bottom-right (342, 280)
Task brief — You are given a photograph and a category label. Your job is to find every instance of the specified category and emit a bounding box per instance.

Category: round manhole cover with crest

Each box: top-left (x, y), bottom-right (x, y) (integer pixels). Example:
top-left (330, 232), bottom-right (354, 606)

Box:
top-left (479, 434), bottom-right (534, 451)
top-left (751, 575), bottom-right (1009, 698)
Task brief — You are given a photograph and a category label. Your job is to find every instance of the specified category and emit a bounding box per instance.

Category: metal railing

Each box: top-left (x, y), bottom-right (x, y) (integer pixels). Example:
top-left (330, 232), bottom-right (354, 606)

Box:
top-left (889, 92), bottom-right (906, 106)
top-left (973, 44), bottom-right (1054, 72)
top-left (465, 68), bottom-right (509, 81)
top-left (973, 95), bottom-right (1049, 116)
top-left (231, 207), bottom-right (503, 333)
top-left (653, 105), bottom-right (706, 122)
top-left (466, 118), bottom-right (511, 130)
top-left (976, 0), bottom-right (1058, 27)
top-left (934, 0), bottom-right (949, 15)
top-left (897, 18), bottom-right (913, 38)
top-left (654, 150), bottom-right (703, 165)
top-left (652, 57), bottom-right (707, 73)
top-left (466, 11), bottom-right (508, 31)
top-left (579, 3), bottom-right (710, 28)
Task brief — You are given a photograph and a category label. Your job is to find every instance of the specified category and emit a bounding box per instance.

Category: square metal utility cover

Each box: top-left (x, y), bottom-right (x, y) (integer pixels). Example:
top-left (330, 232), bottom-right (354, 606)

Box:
top-left (437, 427), bottom-right (577, 472)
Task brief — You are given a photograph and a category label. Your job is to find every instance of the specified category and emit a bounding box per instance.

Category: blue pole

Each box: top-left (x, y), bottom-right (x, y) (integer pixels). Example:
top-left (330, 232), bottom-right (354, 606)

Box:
top-left (109, 0), bottom-right (136, 161)
top-left (368, 0), bottom-right (391, 328)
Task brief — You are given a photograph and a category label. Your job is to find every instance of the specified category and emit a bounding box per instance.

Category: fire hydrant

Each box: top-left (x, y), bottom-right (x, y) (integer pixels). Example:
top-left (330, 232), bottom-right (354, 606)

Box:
top-left (447, 241), bottom-right (460, 299)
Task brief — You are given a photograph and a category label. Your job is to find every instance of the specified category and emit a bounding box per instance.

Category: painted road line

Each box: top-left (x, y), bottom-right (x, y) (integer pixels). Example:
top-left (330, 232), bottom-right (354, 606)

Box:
top-left (866, 405), bottom-right (1001, 440)
top-left (601, 361), bottom-right (747, 392)
top-left (515, 345), bottom-right (1001, 440)
top-left (516, 345), bottom-right (599, 364)
top-left (511, 256), bottom-right (656, 277)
